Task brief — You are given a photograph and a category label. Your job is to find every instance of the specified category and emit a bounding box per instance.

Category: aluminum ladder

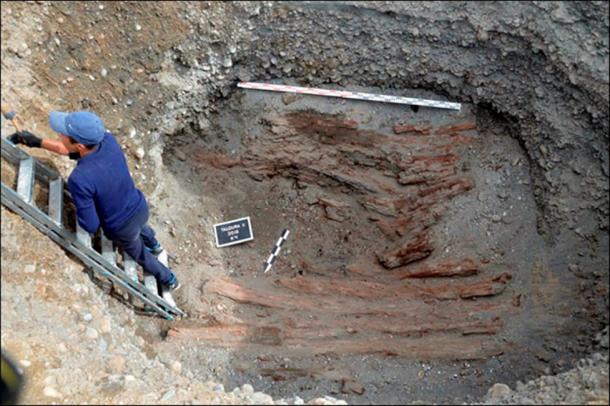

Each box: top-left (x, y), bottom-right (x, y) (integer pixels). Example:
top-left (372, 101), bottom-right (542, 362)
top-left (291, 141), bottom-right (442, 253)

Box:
top-left (1, 137), bottom-right (184, 320)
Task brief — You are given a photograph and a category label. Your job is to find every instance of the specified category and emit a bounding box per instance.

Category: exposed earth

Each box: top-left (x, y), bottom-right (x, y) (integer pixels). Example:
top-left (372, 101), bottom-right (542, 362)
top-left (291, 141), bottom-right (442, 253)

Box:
top-left (1, 1), bottom-right (608, 405)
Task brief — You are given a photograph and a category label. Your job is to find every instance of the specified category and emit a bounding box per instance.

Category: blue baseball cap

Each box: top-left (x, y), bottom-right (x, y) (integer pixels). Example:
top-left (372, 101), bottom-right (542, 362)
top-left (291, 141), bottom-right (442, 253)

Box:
top-left (49, 111), bottom-right (106, 145)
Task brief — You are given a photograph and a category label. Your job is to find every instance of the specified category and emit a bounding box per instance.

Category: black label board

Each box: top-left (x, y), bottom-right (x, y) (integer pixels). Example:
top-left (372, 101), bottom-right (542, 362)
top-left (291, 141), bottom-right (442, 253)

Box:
top-left (213, 216), bottom-right (254, 248)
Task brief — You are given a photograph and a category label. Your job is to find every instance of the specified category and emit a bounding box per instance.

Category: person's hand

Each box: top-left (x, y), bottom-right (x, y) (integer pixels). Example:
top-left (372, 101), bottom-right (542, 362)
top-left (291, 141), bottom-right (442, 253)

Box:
top-left (8, 131), bottom-right (42, 148)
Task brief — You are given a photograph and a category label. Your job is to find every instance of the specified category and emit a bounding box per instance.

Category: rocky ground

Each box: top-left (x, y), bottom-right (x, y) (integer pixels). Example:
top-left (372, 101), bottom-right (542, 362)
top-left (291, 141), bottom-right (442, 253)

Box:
top-left (1, 1), bottom-right (608, 405)
top-left (482, 327), bottom-right (609, 405)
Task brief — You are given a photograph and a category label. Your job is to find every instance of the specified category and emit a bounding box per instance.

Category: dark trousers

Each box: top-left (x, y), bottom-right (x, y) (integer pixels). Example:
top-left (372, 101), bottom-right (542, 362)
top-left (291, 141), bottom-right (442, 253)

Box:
top-left (105, 204), bottom-right (173, 285)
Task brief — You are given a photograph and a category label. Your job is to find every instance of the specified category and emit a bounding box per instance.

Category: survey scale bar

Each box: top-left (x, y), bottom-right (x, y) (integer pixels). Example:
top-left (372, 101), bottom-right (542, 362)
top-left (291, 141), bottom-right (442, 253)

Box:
top-left (237, 82), bottom-right (461, 110)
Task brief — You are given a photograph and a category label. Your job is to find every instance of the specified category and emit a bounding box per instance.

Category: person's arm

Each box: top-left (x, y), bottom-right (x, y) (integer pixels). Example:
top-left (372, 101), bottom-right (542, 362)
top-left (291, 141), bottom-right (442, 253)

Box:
top-left (8, 131), bottom-right (70, 155)
top-left (41, 138), bottom-right (70, 155)
top-left (67, 176), bottom-right (100, 234)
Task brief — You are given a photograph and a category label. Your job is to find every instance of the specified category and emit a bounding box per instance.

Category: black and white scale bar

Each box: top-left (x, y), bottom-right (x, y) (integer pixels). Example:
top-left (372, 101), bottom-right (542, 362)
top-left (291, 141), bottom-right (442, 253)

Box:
top-left (263, 229), bottom-right (290, 273)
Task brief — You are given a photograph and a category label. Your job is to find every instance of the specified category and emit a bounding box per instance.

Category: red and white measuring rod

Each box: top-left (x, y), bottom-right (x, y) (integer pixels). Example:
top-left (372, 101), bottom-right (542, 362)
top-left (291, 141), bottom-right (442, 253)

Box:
top-left (237, 82), bottom-right (461, 111)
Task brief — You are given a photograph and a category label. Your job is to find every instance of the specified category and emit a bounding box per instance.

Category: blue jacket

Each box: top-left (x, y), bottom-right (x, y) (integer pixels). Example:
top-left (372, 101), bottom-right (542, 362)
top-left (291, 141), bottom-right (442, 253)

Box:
top-left (67, 132), bottom-right (146, 234)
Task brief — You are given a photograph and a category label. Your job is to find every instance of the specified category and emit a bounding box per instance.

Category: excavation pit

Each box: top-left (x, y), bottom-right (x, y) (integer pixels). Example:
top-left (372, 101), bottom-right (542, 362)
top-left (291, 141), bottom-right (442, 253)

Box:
top-left (153, 85), bottom-right (584, 403)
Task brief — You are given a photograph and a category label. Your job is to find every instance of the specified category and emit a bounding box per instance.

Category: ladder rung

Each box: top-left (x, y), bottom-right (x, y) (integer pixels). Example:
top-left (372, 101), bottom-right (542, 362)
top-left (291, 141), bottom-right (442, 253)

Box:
top-left (48, 178), bottom-right (63, 226)
top-left (16, 157), bottom-right (35, 203)
top-left (101, 235), bottom-right (116, 264)
top-left (143, 249), bottom-right (169, 296)
top-left (156, 250), bottom-right (175, 304)
top-left (157, 249), bottom-right (169, 267)
top-left (123, 253), bottom-right (138, 282)
top-left (143, 273), bottom-right (159, 295)
top-left (76, 223), bottom-right (91, 247)
top-left (161, 288), bottom-right (177, 308)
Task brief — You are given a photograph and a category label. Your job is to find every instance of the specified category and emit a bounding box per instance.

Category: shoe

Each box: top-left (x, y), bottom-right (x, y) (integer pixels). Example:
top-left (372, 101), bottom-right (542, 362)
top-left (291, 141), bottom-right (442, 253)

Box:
top-left (166, 273), bottom-right (181, 292)
top-left (146, 243), bottom-right (164, 256)
top-left (169, 279), bottom-right (181, 291)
